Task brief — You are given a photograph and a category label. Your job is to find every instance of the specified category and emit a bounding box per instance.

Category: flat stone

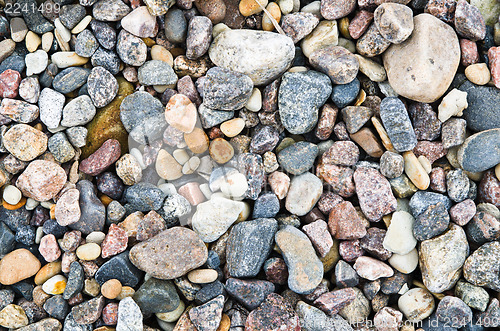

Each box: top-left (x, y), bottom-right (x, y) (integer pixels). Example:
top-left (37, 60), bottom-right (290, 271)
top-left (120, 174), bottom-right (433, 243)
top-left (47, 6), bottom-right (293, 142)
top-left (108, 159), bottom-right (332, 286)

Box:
top-left (458, 81), bottom-right (500, 131)
top-left (53, 67), bottom-right (90, 94)
top-left (278, 141), bottom-right (318, 175)
top-left (79, 139), bottom-right (121, 176)
top-left (353, 256), bottom-right (394, 281)
top-left (379, 97), bottom-right (417, 152)
top-left (209, 29), bottom-right (295, 85)
top-left (285, 172), bottom-right (323, 216)
top-left (226, 218), bottom-right (278, 278)
top-left (202, 67), bottom-right (253, 111)
top-left (278, 70), bottom-right (332, 134)
top-left (458, 129), bottom-right (500, 173)
top-left (116, 297), bottom-right (142, 330)
top-left (87, 66), bottom-right (118, 108)
top-left (383, 14), bottom-right (460, 103)
top-left (129, 227), bottom-right (208, 279)
top-left (419, 224), bottom-right (469, 293)
top-left (275, 225), bottom-right (323, 294)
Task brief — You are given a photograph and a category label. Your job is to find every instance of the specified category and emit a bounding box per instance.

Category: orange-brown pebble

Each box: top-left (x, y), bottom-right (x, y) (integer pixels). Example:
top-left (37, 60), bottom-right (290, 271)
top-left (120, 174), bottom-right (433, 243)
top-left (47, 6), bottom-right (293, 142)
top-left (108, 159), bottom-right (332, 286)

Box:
top-left (217, 314), bottom-right (231, 331)
top-left (239, 0), bottom-right (268, 16)
top-left (262, 2), bottom-right (281, 31)
top-left (34, 261), bottom-right (62, 285)
top-left (50, 204), bottom-right (56, 219)
top-left (116, 286), bottom-right (135, 300)
top-left (184, 127), bottom-right (210, 154)
top-left (99, 194), bottom-right (113, 206)
top-left (101, 279), bottom-right (122, 299)
top-left (2, 197), bottom-right (26, 210)
top-left (209, 138), bottom-right (234, 164)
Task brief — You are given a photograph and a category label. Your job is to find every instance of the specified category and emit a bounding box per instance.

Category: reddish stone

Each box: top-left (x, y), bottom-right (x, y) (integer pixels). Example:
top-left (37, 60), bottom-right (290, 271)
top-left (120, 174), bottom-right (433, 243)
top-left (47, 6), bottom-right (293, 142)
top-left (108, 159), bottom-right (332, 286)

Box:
top-left (315, 104), bottom-right (338, 140)
top-left (488, 47), bottom-right (500, 89)
top-left (349, 10), bottom-right (374, 39)
top-left (450, 199), bottom-right (476, 226)
top-left (68, 293), bottom-right (84, 306)
top-left (353, 167), bottom-right (397, 222)
top-left (303, 220), bottom-right (334, 258)
top-left (339, 240), bottom-right (364, 262)
top-left (322, 141), bottom-right (360, 166)
top-left (454, 0), bottom-right (486, 41)
top-left (303, 279), bottom-right (330, 302)
top-left (102, 302), bottom-right (119, 325)
top-left (317, 191), bottom-right (344, 215)
top-left (425, 0), bottom-right (456, 23)
top-left (178, 182), bottom-right (206, 206)
top-left (262, 79), bottom-right (280, 112)
top-left (208, 126), bottom-right (224, 139)
top-left (62, 252), bottom-right (77, 274)
top-left (321, 0), bottom-right (356, 19)
top-left (177, 75), bottom-right (202, 106)
top-left (429, 167), bottom-right (447, 193)
top-left (264, 257), bottom-right (288, 285)
top-left (245, 294), bottom-right (300, 331)
top-left (328, 201), bottom-right (367, 239)
top-left (39, 234), bottom-right (61, 262)
top-left (0, 69), bottom-right (21, 98)
top-left (316, 163), bottom-right (355, 198)
top-left (313, 288), bottom-right (356, 315)
top-left (360, 228), bottom-right (392, 261)
top-left (80, 260), bottom-right (99, 277)
top-left (136, 210), bottom-right (166, 241)
top-left (333, 121), bottom-right (350, 140)
top-left (413, 141), bottom-right (447, 164)
top-left (79, 139), bottom-right (121, 176)
top-left (478, 170), bottom-right (500, 209)
top-left (408, 102), bottom-right (441, 141)
top-left (101, 224), bottom-right (128, 259)
top-left (460, 39), bottom-right (479, 67)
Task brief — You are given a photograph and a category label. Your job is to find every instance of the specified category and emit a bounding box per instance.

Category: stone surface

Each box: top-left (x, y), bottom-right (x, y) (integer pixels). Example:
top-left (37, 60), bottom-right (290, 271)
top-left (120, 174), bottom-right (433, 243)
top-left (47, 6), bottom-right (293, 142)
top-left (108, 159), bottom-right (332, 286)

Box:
top-left (209, 30), bottom-right (295, 85)
top-left (309, 46), bottom-right (359, 85)
top-left (379, 97), bottom-right (417, 152)
top-left (383, 14), bottom-right (460, 103)
top-left (202, 67), bottom-right (253, 111)
top-left (0, 249), bottom-right (41, 285)
top-left (463, 241), bottom-right (500, 291)
top-left (16, 160), bottom-right (66, 202)
top-left (245, 294), bottom-right (300, 331)
top-left (458, 129), bottom-right (500, 173)
top-left (285, 172), bottom-right (323, 216)
top-left (129, 227), bottom-right (208, 279)
top-left (275, 225), bottom-right (323, 294)
top-left (374, 3), bottom-right (413, 44)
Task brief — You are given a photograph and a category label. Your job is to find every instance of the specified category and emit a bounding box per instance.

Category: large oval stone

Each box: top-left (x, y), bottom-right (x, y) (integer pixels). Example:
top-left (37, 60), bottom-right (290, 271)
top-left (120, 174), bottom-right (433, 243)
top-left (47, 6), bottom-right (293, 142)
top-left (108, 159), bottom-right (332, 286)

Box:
top-left (209, 29), bottom-right (295, 85)
top-left (0, 249), bottom-right (41, 285)
top-left (383, 14), bottom-right (460, 103)
top-left (457, 129), bottom-right (500, 173)
top-left (129, 227), bottom-right (208, 279)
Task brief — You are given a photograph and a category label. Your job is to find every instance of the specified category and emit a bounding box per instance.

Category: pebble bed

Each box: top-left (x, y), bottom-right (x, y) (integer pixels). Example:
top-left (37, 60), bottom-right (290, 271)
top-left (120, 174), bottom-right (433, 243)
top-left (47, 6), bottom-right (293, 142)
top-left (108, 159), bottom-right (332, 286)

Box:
top-left (0, 0), bottom-right (499, 330)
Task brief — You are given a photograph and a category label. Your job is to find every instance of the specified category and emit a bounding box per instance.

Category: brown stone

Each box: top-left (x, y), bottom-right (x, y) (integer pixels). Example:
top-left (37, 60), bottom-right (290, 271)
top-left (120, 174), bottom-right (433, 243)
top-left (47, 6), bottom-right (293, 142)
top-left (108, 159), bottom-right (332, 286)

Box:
top-left (0, 249), bottom-right (41, 285)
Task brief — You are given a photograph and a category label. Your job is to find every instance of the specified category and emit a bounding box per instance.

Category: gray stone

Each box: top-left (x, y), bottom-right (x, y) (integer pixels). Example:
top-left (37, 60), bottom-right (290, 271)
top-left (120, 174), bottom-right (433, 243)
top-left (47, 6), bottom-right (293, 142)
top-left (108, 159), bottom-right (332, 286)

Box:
top-left (277, 141), bottom-right (318, 175)
top-left (459, 81), bottom-right (500, 131)
top-left (61, 95), bottom-right (96, 127)
top-left (75, 30), bottom-right (99, 58)
top-left (91, 47), bottom-right (120, 75)
top-left (198, 104), bottom-right (234, 129)
top-left (226, 218), bottom-right (278, 278)
top-left (164, 8), bottom-right (187, 43)
top-left (116, 30), bottom-right (147, 66)
top-left (463, 241), bottom-right (500, 291)
top-left (138, 60), bottom-right (178, 86)
top-left (133, 278), bottom-right (180, 314)
top-left (92, 0), bottom-right (131, 21)
top-left (59, 4), bottom-right (86, 29)
top-left (458, 128), bottom-right (500, 173)
top-left (87, 66), bottom-right (118, 108)
top-left (124, 182), bottom-right (166, 212)
top-left (278, 70), bottom-right (332, 134)
top-left (379, 97), bottom-right (417, 152)
top-left (48, 132), bottom-right (75, 163)
top-left (454, 280), bottom-right (489, 312)
top-left (446, 169), bottom-right (470, 202)
top-left (186, 16), bottom-right (212, 60)
top-left (63, 262), bottom-right (84, 300)
top-left (296, 301), bottom-right (353, 331)
top-left (53, 67), bottom-right (91, 94)
top-left (38, 88), bottom-right (64, 129)
top-left (116, 297), bottom-right (143, 331)
top-left (202, 67), bottom-right (253, 111)
top-left (69, 180), bottom-right (105, 235)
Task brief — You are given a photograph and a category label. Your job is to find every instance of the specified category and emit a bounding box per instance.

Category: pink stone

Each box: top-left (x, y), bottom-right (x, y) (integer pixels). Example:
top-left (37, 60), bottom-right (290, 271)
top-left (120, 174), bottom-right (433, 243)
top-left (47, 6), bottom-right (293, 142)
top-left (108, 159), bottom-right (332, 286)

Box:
top-left (339, 240), bottom-right (364, 262)
top-left (374, 307), bottom-right (403, 331)
top-left (413, 141), bottom-right (447, 164)
top-left (60, 231), bottom-right (82, 252)
top-left (353, 167), bottom-right (397, 222)
top-left (39, 234), bottom-right (61, 262)
top-left (313, 288), bottom-right (356, 315)
top-left (315, 104), bottom-right (338, 140)
top-left (349, 10), bottom-right (374, 39)
top-left (16, 160), bottom-right (66, 202)
top-left (450, 199), bottom-right (476, 226)
top-left (268, 171), bottom-right (290, 200)
top-left (460, 39), bottom-right (479, 67)
top-left (177, 75), bottom-right (202, 106)
top-left (302, 220), bottom-right (334, 258)
top-left (102, 302), bottom-right (119, 325)
top-left (136, 210), bottom-right (166, 241)
top-left (316, 163), bottom-right (355, 198)
top-left (0, 69), bottom-right (21, 98)
top-left (178, 182), bottom-right (206, 206)
top-left (79, 139), bottom-right (121, 176)
top-left (80, 260), bottom-right (99, 277)
top-left (353, 256), bottom-right (394, 280)
top-left (62, 252), bottom-right (77, 273)
top-left (264, 257), bottom-right (288, 285)
top-left (101, 224), bottom-right (128, 259)
top-left (478, 170), bottom-right (500, 209)
top-left (328, 201), bottom-right (367, 239)
top-left (488, 47), bottom-right (500, 89)
top-left (317, 192), bottom-right (344, 215)
top-left (429, 167), bottom-right (447, 193)
top-left (425, 0), bottom-right (456, 23)
top-left (55, 189), bottom-right (81, 226)
top-left (322, 141), bottom-right (360, 166)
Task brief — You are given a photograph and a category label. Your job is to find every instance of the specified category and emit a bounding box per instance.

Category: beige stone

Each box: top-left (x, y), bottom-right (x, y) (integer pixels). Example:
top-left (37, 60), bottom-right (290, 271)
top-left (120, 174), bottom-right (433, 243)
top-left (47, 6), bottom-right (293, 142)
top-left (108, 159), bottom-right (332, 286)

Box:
top-left (262, 2), bottom-right (282, 32)
top-left (156, 301), bottom-right (185, 322)
top-left (437, 88), bottom-right (468, 122)
top-left (101, 279), bottom-right (122, 299)
top-left (10, 18), bottom-right (28, 42)
top-left (156, 149), bottom-right (183, 180)
top-left (71, 15), bottom-right (92, 34)
top-left (42, 274), bottom-right (67, 295)
top-left (165, 94), bottom-right (197, 133)
top-left (0, 304), bottom-right (28, 329)
top-left (3, 124), bottom-right (47, 161)
top-left (151, 45), bottom-right (174, 66)
top-left (209, 138), bottom-right (234, 164)
top-left (403, 151), bottom-right (430, 190)
top-left (383, 14), bottom-right (460, 103)
top-left (117, 286), bottom-right (136, 300)
top-left (465, 63), bottom-right (491, 86)
top-left (301, 20), bottom-right (338, 58)
top-left (116, 154), bottom-right (143, 185)
top-left (184, 127), bottom-right (210, 154)
top-left (220, 118), bottom-right (245, 137)
top-left (76, 243), bottom-right (101, 261)
top-left (51, 52), bottom-right (89, 69)
top-left (42, 32), bottom-right (54, 53)
top-left (398, 288), bottom-right (434, 322)
top-left (355, 54), bottom-right (387, 82)
top-left (187, 269), bottom-right (218, 283)
top-left (0, 249), bottom-right (41, 285)
top-left (26, 31), bottom-right (41, 52)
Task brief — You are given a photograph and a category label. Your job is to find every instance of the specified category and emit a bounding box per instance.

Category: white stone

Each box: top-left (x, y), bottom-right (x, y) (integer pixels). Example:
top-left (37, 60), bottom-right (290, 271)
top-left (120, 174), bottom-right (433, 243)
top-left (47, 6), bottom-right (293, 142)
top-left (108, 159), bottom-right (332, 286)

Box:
top-left (158, 183), bottom-right (177, 196)
top-left (51, 52), bottom-right (89, 69)
top-left (54, 19), bottom-right (71, 43)
top-left (301, 20), bottom-right (338, 58)
top-left (117, 297), bottom-right (143, 331)
top-left (285, 172), bottom-right (323, 216)
top-left (278, 0), bottom-right (294, 14)
top-left (191, 196), bottom-right (245, 242)
top-left (86, 231), bottom-right (106, 244)
top-left (121, 6), bottom-right (157, 38)
top-left (383, 211), bottom-right (417, 255)
top-left (42, 275), bottom-right (67, 295)
top-left (220, 172), bottom-right (248, 200)
top-left (355, 54), bottom-right (387, 82)
top-left (209, 30), bottom-right (295, 85)
top-left (25, 198), bottom-right (39, 211)
top-left (3, 185), bottom-right (22, 205)
top-left (25, 50), bottom-right (48, 76)
top-left (388, 248), bottom-right (418, 274)
top-left (437, 88), bottom-right (468, 122)
top-left (130, 148), bottom-right (147, 170)
top-left (398, 288), bottom-right (435, 322)
top-left (173, 149), bottom-right (190, 165)
top-left (38, 88), bottom-right (65, 129)
top-left (245, 88), bottom-right (262, 112)
top-left (71, 15), bottom-right (92, 34)
top-left (301, 1), bottom-right (321, 16)
top-left (212, 23), bottom-right (230, 39)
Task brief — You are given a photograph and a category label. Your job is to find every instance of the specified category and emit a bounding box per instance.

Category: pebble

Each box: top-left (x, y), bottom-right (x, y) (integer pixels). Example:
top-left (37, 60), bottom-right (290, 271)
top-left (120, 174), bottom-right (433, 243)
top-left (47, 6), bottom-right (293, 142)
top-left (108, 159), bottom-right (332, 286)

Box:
top-left (75, 30), bottom-right (99, 58)
top-left (310, 46), bottom-right (358, 85)
top-left (133, 277), bottom-right (179, 314)
top-left (187, 269), bottom-right (218, 284)
top-left (53, 67), bottom-right (91, 94)
top-left (16, 160), bottom-right (66, 201)
top-left (164, 9), bottom-right (187, 43)
top-left (436, 295), bottom-right (472, 327)
top-left (70, 180), bottom-right (105, 234)
top-left (455, 280), bottom-right (489, 312)
top-left (121, 6), bottom-right (157, 38)
top-left (413, 201), bottom-right (450, 241)
top-left (356, 23), bottom-right (391, 57)
top-left (225, 278), bottom-right (274, 310)
top-left (129, 227), bottom-right (207, 279)
top-left (388, 249), bottom-right (419, 274)
top-left (186, 16), bottom-right (213, 59)
top-left (465, 62), bottom-right (490, 85)
top-left (285, 172), bottom-right (323, 216)
top-left (320, 0), bottom-right (355, 19)
top-left (0, 304), bottom-right (28, 328)
top-left (51, 52), bottom-right (89, 69)
top-left (398, 288), bottom-right (434, 322)
top-left (87, 66), bottom-right (118, 108)
top-left (245, 293), bottom-right (300, 330)
top-left (76, 243), bottom-right (101, 260)
top-left (374, 3), bottom-right (413, 44)
top-left (18, 76), bottom-right (40, 104)
top-left (328, 201), bottom-right (367, 239)
top-left (3, 185), bottom-right (22, 205)
top-left (116, 297), bottom-right (143, 330)
top-left (0, 249), bottom-right (41, 285)
top-left (281, 12), bottom-right (319, 43)
top-left (101, 279), bottom-right (122, 299)
top-left (209, 29), bottom-right (295, 85)
top-left (116, 30), bottom-right (147, 66)
top-left (138, 60), bottom-right (178, 86)
top-left (61, 95), bottom-right (96, 127)
top-left (93, 0), bottom-right (131, 21)
top-left (42, 274), bottom-right (67, 295)
top-left (463, 241), bottom-right (500, 291)
top-left (379, 97), bottom-right (417, 152)
top-left (458, 128), bottom-right (500, 173)
top-left (419, 224), bottom-right (469, 293)
top-left (354, 256), bottom-right (394, 280)
top-left (192, 196), bottom-right (244, 242)
top-left (63, 262), bottom-right (84, 300)
top-left (189, 295), bottom-right (224, 331)
top-left (226, 218), bottom-right (278, 277)
top-left (279, 70), bottom-right (331, 134)
top-left (80, 139), bottom-right (121, 176)
top-left (275, 225), bottom-right (323, 294)
top-left (380, 151), bottom-right (404, 179)
top-left (278, 141), bottom-right (318, 175)
top-left (454, 0), bottom-right (486, 41)
top-left (383, 14), bottom-right (460, 103)
top-left (0, 70), bottom-right (21, 99)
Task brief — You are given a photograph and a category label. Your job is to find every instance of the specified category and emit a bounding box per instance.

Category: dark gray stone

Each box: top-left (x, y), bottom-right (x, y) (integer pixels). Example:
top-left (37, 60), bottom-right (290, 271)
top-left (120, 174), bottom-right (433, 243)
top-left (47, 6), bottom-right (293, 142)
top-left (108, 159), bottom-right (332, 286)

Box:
top-left (226, 218), bottom-right (278, 278)
top-left (409, 191), bottom-right (452, 218)
top-left (252, 192), bottom-right (280, 219)
top-left (0, 222), bottom-right (15, 258)
top-left (95, 251), bottom-right (143, 287)
top-left (133, 277), bottom-right (180, 315)
top-left (277, 141), bottom-right (318, 175)
top-left (379, 97), bottom-right (417, 152)
top-left (457, 128), bottom-right (500, 173)
top-left (459, 80), bottom-right (500, 131)
top-left (59, 4), bottom-right (86, 29)
top-left (90, 47), bottom-right (120, 75)
top-left (164, 8), bottom-right (187, 44)
top-left (20, 0), bottom-right (54, 34)
top-left (44, 295), bottom-right (69, 320)
top-left (413, 202), bottom-right (450, 241)
top-left (69, 180), bottom-right (105, 235)
top-left (52, 67), bottom-right (91, 94)
top-left (90, 20), bottom-right (116, 50)
top-left (202, 67), bottom-right (253, 111)
top-left (198, 104), bottom-right (234, 129)
top-left (63, 262), bottom-right (84, 300)
top-left (225, 278), bottom-right (275, 310)
top-left (331, 78), bottom-right (360, 108)
top-left (195, 280), bottom-right (225, 304)
top-left (124, 183), bottom-right (166, 212)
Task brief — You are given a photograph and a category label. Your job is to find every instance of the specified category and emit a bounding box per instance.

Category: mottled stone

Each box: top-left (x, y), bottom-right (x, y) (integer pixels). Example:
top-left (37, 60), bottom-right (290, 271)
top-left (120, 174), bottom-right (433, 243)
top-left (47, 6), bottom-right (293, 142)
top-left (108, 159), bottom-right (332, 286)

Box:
top-left (379, 97), bottom-right (417, 152)
top-left (309, 46), bottom-right (359, 85)
top-left (245, 294), bottom-right (300, 331)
